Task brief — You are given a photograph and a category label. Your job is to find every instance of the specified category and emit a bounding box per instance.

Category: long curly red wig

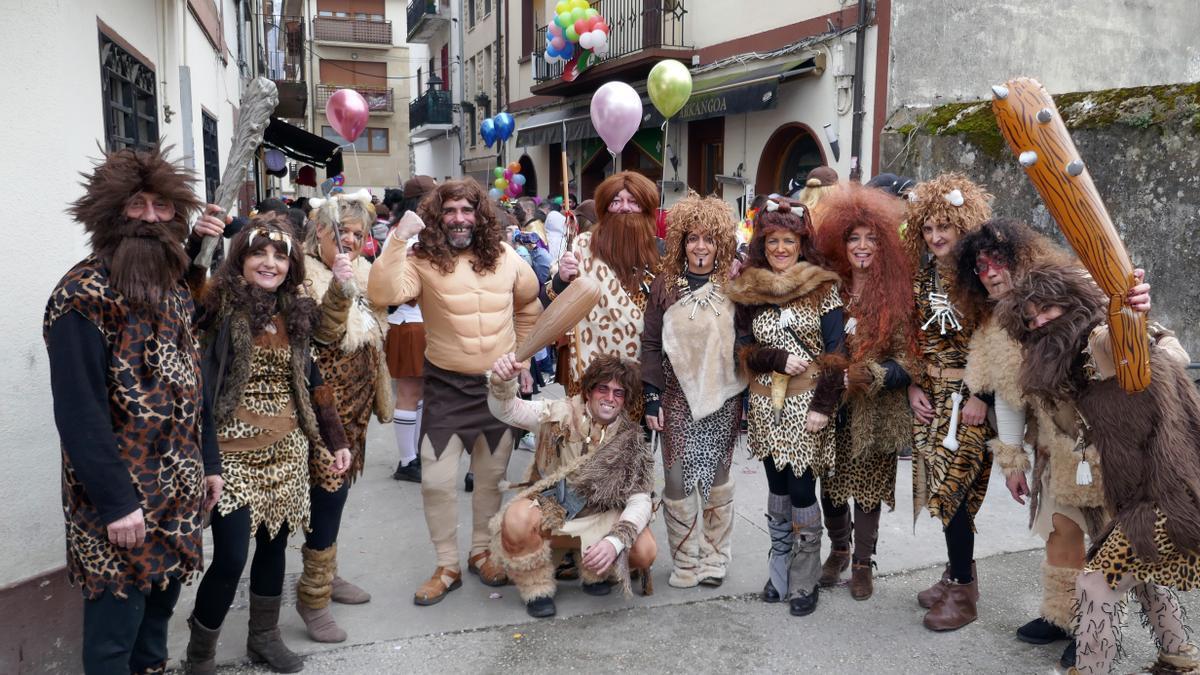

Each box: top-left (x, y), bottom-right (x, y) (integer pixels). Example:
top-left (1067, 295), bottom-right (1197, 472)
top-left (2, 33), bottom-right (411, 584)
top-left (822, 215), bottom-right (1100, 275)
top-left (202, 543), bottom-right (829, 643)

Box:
top-left (815, 184), bottom-right (915, 361)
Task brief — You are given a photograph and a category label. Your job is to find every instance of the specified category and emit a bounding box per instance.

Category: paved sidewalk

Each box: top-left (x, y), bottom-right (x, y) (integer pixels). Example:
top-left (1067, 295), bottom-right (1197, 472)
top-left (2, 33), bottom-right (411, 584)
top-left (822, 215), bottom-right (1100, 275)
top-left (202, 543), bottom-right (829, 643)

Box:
top-left (168, 384), bottom-right (1145, 673)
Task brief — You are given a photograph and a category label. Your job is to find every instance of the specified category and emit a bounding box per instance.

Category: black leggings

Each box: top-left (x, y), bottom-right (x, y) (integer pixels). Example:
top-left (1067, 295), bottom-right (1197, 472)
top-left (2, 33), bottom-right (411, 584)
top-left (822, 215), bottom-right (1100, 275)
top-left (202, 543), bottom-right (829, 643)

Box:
top-left (306, 481), bottom-right (350, 550)
top-left (944, 503), bottom-right (975, 583)
top-left (763, 457), bottom-right (818, 508)
top-left (192, 507), bottom-right (290, 628)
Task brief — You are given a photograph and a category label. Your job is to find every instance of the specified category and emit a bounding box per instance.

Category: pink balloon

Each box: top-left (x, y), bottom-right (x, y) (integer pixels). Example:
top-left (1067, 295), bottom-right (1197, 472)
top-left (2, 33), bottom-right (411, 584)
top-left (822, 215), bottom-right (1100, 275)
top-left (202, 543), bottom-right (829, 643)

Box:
top-left (590, 81), bottom-right (643, 155)
top-left (325, 89), bottom-right (370, 143)
top-left (504, 168), bottom-right (514, 180)
top-left (550, 36), bottom-right (565, 50)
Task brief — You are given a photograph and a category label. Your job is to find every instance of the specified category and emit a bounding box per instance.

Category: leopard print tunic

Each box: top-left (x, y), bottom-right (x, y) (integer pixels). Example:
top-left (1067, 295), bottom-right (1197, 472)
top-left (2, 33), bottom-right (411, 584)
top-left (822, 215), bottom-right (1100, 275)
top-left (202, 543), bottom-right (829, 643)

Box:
top-left (825, 423), bottom-right (898, 510)
top-left (746, 283), bottom-right (841, 474)
top-left (44, 256), bottom-right (207, 600)
top-left (311, 343), bottom-right (376, 489)
top-left (912, 262), bottom-right (993, 527)
top-left (1089, 509), bottom-right (1200, 591)
top-left (216, 345), bottom-right (311, 538)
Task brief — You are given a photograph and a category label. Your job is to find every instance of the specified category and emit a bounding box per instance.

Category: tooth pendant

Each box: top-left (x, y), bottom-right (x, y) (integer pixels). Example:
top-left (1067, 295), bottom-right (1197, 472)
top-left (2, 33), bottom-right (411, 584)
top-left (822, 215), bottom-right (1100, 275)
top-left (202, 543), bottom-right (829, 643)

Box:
top-left (779, 307), bottom-right (796, 327)
top-left (921, 292), bottom-right (962, 334)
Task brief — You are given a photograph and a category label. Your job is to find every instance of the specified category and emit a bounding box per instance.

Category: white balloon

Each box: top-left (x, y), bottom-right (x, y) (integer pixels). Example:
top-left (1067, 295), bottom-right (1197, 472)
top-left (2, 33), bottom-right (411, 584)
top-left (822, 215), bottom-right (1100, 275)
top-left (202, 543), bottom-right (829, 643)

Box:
top-left (579, 32), bottom-right (593, 50)
top-left (592, 40), bottom-right (608, 56)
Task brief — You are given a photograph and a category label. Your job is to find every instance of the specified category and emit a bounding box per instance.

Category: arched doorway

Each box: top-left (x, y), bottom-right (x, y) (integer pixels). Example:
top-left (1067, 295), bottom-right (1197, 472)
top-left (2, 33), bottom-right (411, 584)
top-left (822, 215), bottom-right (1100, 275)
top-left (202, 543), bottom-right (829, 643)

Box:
top-left (756, 123), bottom-right (826, 197)
top-left (518, 154), bottom-right (538, 197)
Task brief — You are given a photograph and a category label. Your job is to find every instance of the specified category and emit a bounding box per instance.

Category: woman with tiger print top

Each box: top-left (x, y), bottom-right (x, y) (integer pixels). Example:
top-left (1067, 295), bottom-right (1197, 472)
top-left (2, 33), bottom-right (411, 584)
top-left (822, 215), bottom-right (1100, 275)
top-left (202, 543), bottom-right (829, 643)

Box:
top-left (902, 174), bottom-right (995, 632)
top-left (185, 215), bottom-right (351, 674)
top-left (727, 196), bottom-right (847, 618)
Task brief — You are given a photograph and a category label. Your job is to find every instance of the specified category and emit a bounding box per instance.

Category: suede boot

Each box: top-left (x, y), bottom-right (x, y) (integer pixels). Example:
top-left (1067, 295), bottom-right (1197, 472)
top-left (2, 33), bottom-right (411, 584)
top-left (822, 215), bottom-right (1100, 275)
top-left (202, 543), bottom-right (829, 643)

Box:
top-left (849, 504), bottom-right (881, 600)
top-left (918, 560), bottom-right (977, 609)
top-left (246, 592), bottom-right (303, 673)
top-left (697, 481), bottom-right (735, 587)
top-left (183, 615), bottom-right (221, 675)
top-left (328, 543), bottom-right (371, 604)
top-left (663, 494), bottom-right (701, 588)
top-left (762, 493), bottom-right (793, 603)
top-left (788, 504), bottom-right (823, 617)
top-left (923, 579), bottom-right (978, 631)
top-left (296, 545), bottom-right (347, 643)
top-left (818, 504), bottom-right (851, 588)
top-left (1016, 561), bottom-right (1076, 644)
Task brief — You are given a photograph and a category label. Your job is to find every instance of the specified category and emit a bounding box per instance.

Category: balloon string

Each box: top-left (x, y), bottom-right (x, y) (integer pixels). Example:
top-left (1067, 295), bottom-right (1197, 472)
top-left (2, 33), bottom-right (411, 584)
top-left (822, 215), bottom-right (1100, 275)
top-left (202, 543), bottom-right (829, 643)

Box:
top-left (336, 142), bottom-right (363, 184)
top-left (660, 119), bottom-right (670, 209)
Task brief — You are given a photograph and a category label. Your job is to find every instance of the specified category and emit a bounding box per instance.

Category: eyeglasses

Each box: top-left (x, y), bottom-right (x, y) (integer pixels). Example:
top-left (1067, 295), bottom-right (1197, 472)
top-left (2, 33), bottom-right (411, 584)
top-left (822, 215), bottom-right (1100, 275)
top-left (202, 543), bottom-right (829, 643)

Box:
top-left (974, 257), bottom-right (1008, 276)
top-left (247, 227), bottom-right (294, 255)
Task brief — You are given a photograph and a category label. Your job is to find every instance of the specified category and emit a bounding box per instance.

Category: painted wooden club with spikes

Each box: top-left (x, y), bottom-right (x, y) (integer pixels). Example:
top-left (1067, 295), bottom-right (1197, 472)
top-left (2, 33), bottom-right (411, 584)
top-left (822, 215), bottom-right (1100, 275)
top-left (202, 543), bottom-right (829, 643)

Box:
top-left (991, 77), bottom-right (1150, 393)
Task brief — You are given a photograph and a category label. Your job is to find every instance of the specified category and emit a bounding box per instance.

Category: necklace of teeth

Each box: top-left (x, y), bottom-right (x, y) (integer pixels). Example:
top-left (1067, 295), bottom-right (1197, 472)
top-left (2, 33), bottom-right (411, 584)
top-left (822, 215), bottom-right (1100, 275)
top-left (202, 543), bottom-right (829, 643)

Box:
top-left (922, 291), bottom-right (962, 334)
top-left (677, 279), bottom-right (724, 320)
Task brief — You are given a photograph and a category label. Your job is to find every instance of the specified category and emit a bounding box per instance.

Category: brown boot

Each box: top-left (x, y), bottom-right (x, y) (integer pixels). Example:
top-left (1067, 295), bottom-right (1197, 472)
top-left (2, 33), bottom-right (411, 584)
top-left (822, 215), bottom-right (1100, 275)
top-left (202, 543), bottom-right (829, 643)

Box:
top-left (849, 558), bottom-right (874, 601)
top-left (328, 543), bottom-right (371, 605)
top-left (246, 592), bottom-right (303, 672)
top-left (296, 545), bottom-right (347, 643)
top-left (918, 561), bottom-right (977, 608)
top-left (184, 615), bottom-right (221, 675)
top-left (818, 504), bottom-right (852, 588)
top-left (923, 579), bottom-right (978, 631)
top-left (818, 548), bottom-right (850, 588)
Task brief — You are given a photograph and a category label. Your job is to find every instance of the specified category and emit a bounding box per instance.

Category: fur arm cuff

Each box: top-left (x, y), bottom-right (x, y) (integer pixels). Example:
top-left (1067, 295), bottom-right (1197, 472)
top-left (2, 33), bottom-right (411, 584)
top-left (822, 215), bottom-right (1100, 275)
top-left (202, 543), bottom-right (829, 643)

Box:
top-left (846, 360), bottom-right (886, 399)
top-left (312, 384), bottom-right (350, 451)
top-left (313, 281), bottom-right (352, 346)
top-left (606, 519), bottom-right (640, 552)
top-left (739, 343), bottom-right (789, 375)
top-left (811, 353), bottom-right (849, 415)
top-left (989, 438), bottom-right (1031, 477)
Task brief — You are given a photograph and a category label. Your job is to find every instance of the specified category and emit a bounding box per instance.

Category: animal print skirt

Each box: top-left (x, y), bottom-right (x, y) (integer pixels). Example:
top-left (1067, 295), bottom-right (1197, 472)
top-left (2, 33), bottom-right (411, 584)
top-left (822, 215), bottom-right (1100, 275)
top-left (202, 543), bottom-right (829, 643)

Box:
top-left (661, 362), bottom-right (740, 502)
top-left (1088, 509), bottom-right (1200, 591)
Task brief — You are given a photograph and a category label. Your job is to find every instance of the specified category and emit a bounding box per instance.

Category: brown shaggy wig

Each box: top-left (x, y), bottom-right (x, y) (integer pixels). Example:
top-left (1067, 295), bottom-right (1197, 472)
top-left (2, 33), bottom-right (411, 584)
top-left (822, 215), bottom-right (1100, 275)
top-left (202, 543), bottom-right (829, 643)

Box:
top-left (745, 197), bottom-right (823, 269)
top-left (580, 353), bottom-right (642, 405)
top-left (414, 179), bottom-right (505, 274)
top-left (901, 173), bottom-right (992, 261)
top-left (814, 184), bottom-right (914, 361)
top-left (997, 261), bottom-right (1107, 404)
top-left (204, 214), bottom-right (313, 334)
top-left (952, 218), bottom-right (1076, 328)
top-left (592, 171), bottom-right (661, 290)
top-left (68, 145), bottom-right (204, 309)
top-left (659, 192), bottom-right (738, 282)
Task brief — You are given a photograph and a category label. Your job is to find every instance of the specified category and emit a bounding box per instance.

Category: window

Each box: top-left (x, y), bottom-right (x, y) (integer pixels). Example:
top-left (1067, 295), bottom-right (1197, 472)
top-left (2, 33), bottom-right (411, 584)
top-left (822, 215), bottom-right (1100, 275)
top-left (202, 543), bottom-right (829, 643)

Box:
top-left (467, 0), bottom-right (476, 28)
top-left (483, 46), bottom-right (492, 94)
top-left (321, 125), bottom-right (389, 153)
top-left (464, 103), bottom-right (477, 148)
top-left (99, 32), bottom-right (158, 151)
top-left (483, 0), bottom-right (491, 16)
top-left (201, 111), bottom-right (220, 203)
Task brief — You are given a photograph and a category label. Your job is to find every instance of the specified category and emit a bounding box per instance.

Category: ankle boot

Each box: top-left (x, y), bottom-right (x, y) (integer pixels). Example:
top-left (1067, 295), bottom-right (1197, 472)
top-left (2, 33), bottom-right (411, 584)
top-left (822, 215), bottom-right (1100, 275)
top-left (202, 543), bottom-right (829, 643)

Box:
top-left (184, 615), bottom-right (221, 675)
top-left (787, 504), bottom-right (823, 616)
top-left (296, 545), bottom-right (347, 643)
top-left (818, 505), bottom-right (851, 587)
top-left (327, 543), bottom-right (371, 604)
top-left (246, 592), bottom-right (303, 673)
top-left (697, 481), bottom-right (735, 587)
top-left (662, 494), bottom-right (701, 588)
top-left (918, 561), bottom-right (977, 609)
top-left (849, 558), bottom-right (875, 600)
top-left (923, 579), bottom-right (978, 631)
top-left (762, 494), bottom-right (792, 603)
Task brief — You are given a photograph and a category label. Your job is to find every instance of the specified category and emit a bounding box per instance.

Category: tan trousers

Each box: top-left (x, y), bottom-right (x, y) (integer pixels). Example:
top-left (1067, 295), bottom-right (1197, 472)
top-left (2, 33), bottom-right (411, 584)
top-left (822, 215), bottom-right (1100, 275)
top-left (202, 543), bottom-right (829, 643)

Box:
top-left (421, 431), bottom-right (513, 569)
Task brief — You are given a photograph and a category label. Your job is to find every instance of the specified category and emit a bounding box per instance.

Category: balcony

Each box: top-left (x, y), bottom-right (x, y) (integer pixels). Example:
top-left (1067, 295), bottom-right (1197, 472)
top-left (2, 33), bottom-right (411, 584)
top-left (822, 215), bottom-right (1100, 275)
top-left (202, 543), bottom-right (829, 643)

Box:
top-left (316, 84), bottom-right (394, 114)
top-left (407, 0), bottom-right (451, 43)
top-left (409, 88), bottom-right (454, 139)
top-left (312, 16), bottom-right (393, 46)
top-left (262, 14), bottom-right (307, 118)
top-left (532, 0), bottom-right (691, 96)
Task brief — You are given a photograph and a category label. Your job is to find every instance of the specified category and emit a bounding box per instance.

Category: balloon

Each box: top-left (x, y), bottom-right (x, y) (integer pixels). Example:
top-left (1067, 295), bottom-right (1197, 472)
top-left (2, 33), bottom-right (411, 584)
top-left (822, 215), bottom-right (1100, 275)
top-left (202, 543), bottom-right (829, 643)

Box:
top-left (590, 81), bottom-right (642, 155)
top-left (493, 166), bottom-right (505, 179)
top-left (494, 112), bottom-right (515, 141)
top-left (504, 169), bottom-right (514, 180)
top-left (586, 8), bottom-right (598, 18)
top-left (573, 19), bottom-right (587, 35)
top-left (508, 184), bottom-right (522, 197)
top-left (551, 36), bottom-right (565, 50)
top-left (480, 118), bottom-right (497, 147)
top-left (548, 23), bottom-right (562, 37)
top-left (555, 0), bottom-right (568, 14)
top-left (571, 7), bottom-right (586, 22)
top-left (264, 148), bottom-right (287, 172)
top-left (513, 173), bottom-right (527, 187)
top-left (561, 42), bottom-right (574, 59)
top-left (489, 188), bottom-right (503, 200)
top-left (592, 40), bottom-right (607, 57)
top-left (494, 178), bottom-right (508, 190)
top-left (565, 26), bottom-right (578, 42)
top-left (648, 59), bottom-right (693, 119)
top-left (579, 32), bottom-right (593, 50)
top-left (555, 13), bottom-right (570, 28)
top-left (508, 161), bottom-right (522, 174)
top-left (325, 89), bottom-right (370, 142)
top-left (571, 0), bottom-right (587, 10)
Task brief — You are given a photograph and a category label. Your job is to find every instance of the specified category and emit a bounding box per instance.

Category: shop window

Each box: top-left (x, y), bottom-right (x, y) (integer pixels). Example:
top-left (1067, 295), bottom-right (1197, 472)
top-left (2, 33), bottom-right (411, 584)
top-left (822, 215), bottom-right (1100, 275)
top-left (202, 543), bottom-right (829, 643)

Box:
top-left (201, 111), bottom-right (220, 203)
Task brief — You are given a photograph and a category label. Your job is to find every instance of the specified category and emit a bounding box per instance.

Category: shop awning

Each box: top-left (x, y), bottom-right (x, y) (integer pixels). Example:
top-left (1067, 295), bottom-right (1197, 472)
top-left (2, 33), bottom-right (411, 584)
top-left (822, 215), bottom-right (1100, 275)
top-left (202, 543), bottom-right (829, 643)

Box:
top-left (678, 53), bottom-right (822, 122)
top-left (262, 118), bottom-right (344, 176)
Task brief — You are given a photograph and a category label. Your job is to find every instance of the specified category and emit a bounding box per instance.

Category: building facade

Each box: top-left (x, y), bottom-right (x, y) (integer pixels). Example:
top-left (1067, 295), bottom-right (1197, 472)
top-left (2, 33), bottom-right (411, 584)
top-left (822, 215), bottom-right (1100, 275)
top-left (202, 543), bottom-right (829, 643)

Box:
top-left (407, 0), bottom-right (460, 182)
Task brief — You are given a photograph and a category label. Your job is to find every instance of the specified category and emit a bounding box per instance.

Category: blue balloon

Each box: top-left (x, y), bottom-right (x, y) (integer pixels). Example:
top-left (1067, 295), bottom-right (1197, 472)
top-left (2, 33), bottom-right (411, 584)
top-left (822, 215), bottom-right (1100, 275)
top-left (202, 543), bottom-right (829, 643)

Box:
top-left (495, 112), bottom-right (515, 141)
top-left (560, 42), bottom-right (574, 60)
top-left (480, 118), bottom-right (497, 147)
top-left (488, 188), bottom-right (503, 200)
top-left (512, 173), bottom-right (526, 187)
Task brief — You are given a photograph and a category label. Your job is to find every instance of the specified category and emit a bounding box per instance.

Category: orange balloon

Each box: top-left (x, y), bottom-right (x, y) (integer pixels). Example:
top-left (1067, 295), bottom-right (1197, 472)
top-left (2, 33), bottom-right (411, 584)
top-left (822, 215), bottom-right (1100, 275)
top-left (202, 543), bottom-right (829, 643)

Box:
top-left (508, 162), bottom-right (522, 174)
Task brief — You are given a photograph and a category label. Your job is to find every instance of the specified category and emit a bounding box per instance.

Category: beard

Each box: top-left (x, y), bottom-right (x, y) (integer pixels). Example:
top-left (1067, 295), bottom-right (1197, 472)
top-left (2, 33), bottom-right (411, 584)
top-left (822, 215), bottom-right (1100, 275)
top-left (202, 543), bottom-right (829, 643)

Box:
top-left (1017, 307), bottom-right (1099, 405)
top-left (591, 212), bottom-right (658, 290)
top-left (101, 217), bottom-right (190, 310)
top-left (446, 221), bottom-right (475, 250)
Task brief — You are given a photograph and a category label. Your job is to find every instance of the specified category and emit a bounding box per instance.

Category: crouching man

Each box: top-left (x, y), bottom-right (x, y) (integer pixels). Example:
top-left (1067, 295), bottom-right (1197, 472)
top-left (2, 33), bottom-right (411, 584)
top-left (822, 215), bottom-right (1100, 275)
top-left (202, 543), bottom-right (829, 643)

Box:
top-left (487, 352), bottom-right (656, 618)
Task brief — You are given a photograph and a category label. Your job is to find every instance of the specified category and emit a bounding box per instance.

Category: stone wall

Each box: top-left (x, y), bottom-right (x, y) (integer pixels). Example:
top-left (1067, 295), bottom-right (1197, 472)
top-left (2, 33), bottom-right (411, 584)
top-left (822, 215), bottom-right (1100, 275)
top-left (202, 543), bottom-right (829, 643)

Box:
top-left (879, 83), bottom-right (1200, 357)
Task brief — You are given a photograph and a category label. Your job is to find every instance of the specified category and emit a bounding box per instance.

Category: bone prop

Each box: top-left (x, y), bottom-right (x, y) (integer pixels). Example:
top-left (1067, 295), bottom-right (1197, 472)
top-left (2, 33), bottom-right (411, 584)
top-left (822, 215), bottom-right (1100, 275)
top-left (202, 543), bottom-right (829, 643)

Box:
top-left (513, 277), bottom-right (601, 364)
top-left (770, 372), bottom-right (789, 424)
top-left (941, 390), bottom-right (963, 451)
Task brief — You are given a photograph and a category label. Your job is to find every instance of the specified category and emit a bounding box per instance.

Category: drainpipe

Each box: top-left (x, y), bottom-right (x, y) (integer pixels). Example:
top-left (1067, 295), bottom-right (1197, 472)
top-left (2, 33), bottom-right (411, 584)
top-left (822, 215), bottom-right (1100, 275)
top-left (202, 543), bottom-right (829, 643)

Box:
top-left (495, 0), bottom-right (504, 165)
top-left (454, 0), bottom-right (467, 176)
top-left (849, 0), bottom-right (869, 181)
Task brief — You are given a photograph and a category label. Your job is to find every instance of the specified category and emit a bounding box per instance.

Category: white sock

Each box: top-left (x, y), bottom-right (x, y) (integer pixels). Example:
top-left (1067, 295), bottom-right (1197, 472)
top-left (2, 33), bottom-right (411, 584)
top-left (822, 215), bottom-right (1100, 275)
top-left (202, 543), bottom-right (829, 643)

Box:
top-left (394, 408), bottom-right (418, 465)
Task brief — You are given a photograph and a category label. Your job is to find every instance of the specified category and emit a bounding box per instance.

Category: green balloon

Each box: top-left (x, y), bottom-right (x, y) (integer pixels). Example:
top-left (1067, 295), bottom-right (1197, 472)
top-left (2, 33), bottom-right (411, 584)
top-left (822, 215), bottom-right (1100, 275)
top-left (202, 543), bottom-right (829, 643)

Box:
top-left (585, 7), bottom-right (598, 17)
top-left (647, 59), bottom-right (693, 119)
top-left (565, 26), bottom-right (579, 42)
top-left (556, 13), bottom-right (570, 28)
top-left (493, 167), bottom-right (504, 179)
top-left (571, 7), bottom-right (586, 22)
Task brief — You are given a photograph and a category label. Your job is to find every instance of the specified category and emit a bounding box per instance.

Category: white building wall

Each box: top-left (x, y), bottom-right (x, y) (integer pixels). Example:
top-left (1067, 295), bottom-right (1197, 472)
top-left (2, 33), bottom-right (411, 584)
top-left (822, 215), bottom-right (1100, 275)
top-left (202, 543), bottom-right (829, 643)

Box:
top-left (0, 0), bottom-right (248, 587)
top-left (687, 0), bottom-right (844, 51)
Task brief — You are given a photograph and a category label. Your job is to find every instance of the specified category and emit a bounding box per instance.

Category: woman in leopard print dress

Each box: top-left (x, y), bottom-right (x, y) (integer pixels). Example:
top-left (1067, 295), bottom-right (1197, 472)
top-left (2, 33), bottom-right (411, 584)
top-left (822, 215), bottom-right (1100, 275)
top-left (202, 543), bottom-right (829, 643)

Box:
top-left (902, 174), bottom-right (995, 632)
top-left (727, 197), bottom-right (846, 618)
top-left (812, 184), bottom-right (916, 601)
top-left (642, 194), bottom-right (747, 590)
top-left (186, 215), bottom-right (350, 673)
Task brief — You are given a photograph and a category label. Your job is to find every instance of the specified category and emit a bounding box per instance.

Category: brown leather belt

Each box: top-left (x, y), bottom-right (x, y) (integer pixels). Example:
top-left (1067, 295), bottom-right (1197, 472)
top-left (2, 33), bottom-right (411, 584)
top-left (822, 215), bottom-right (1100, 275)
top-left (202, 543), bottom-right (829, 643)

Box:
top-left (748, 373), bottom-right (818, 398)
top-left (926, 365), bottom-right (966, 381)
top-left (218, 403), bottom-right (299, 453)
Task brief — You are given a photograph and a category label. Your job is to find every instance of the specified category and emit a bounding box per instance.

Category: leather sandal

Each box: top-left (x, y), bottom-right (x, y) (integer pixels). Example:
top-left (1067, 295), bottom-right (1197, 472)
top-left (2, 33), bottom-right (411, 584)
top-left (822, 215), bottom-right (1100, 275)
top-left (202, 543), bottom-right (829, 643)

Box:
top-left (468, 551), bottom-right (509, 587)
top-left (413, 566), bottom-right (462, 606)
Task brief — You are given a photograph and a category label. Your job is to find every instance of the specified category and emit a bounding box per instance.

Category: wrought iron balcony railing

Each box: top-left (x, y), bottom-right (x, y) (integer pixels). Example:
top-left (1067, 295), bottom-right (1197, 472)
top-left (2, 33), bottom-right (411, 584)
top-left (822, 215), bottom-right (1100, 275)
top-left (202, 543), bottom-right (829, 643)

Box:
top-left (261, 14), bottom-right (306, 83)
top-left (409, 88), bottom-right (453, 128)
top-left (533, 0), bottom-right (688, 83)
top-left (316, 84), bottom-right (394, 113)
top-left (313, 16), bottom-right (393, 45)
